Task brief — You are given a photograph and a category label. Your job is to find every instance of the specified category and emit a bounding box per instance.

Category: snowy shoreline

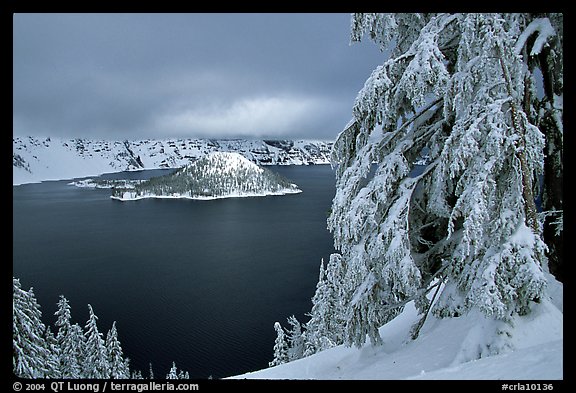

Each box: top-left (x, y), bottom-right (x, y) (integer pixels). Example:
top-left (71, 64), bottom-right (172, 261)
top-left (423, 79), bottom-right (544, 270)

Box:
top-left (110, 188), bottom-right (303, 201)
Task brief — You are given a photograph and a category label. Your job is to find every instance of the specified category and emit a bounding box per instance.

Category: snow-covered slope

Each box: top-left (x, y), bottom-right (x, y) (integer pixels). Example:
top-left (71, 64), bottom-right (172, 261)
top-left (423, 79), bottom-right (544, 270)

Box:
top-left (110, 152), bottom-right (301, 201)
top-left (231, 276), bottom-right (563, 380)
top-left (13, 136), bottom-right (333, 185)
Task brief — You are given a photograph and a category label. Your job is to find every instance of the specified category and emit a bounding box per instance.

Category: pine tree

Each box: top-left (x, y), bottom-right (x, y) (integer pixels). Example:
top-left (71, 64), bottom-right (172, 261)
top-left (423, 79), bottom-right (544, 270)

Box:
top-left (286, 315), bottom-right (304, 361)
top-left (166, 362), bottom-right (179, 379)
top-left (54, 295), bottom-right (83, 378)
top-left (106, 321), bottom-right (129, 378)
top-left (303, 255), bottom-right (348, 355)
top-left (303, 259), bottom-right (329, 356)
top-left (44, 327), bottom-right (62, 378)
top-left (83, 304), bottom-right (110, 378)
top-left (13, 278), bottom-right (52, 378)
top-left (149, 363), bottom-right (155, 379)
top-left (321, 13), bottom-right (561, 349)
top-left (269, 322), bottom-right (289, 367)
top-left (69, 323), bottom-right (86, 377)
top-left (54, 295), bottom-right (72, 336)
top-left (322, 253), bottom-right (348, 344)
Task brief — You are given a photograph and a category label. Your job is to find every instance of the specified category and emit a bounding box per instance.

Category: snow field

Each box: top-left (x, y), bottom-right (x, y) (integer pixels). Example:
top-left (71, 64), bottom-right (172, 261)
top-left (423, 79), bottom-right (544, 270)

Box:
top-left (231, 278), bottom-right (562, 380)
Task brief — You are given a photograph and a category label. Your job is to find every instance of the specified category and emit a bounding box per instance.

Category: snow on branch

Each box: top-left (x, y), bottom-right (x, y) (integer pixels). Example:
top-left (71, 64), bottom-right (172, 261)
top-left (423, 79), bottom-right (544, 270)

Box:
top-left (514, 18), bottom-right (556, 56)
top-left (306, 13), bottom-right (557, 354)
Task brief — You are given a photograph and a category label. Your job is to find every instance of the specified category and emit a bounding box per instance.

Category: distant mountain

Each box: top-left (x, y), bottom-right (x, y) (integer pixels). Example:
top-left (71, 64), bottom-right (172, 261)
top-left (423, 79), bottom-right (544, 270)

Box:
top-left (12, 136), bottom-right (334, 185)
top-left (111, 152), bottom-right (302, 201)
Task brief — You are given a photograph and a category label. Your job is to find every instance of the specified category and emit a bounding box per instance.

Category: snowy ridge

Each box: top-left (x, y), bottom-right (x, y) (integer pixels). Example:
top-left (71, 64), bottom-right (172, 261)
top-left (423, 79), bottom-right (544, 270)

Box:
top-left (13, 136), bottom-right (333, 185)
top-left (110, 152), bottom-right (301, 201)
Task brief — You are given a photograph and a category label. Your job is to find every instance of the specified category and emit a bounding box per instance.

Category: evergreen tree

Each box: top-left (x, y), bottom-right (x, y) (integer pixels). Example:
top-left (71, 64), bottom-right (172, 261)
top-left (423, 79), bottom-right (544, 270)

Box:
top-left (302, 260), bottom-right (331, 356)
top-left (106, 321), bottom-right (130, 378)
top-left (69, 323), bottom-right (86, 377)
top-left (322, 13), bottom-right (561, 349)
top-left (54, 295), bottom-right (83, 378)
top-left (269, 322), bottom-right (289, 367)
top-left (124, 358), bottom-right (132, 378)
top-left (286, 315), bottom-right (305, 361)
top-left (44, 327), bottom-right (62, 378)
top-left (303, 255), bottom-right (348, 355)
top-left (322, 254), bottom-right (348, 344)
top-left (166, 362), bottom-right (179, 379)
top-left (149, 363), bottom-right (155, 379)
top-left (13, 278), bottom-right (52, 378)
top-left (55, 295), bottom-right (72, 337)
top-left (83, 305), bottom-right (110, 378)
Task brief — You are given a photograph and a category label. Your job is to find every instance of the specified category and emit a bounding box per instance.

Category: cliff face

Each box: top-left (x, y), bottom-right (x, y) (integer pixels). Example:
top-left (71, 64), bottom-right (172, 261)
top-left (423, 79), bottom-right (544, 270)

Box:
top-left (13, 136), bottom-right (333, 185)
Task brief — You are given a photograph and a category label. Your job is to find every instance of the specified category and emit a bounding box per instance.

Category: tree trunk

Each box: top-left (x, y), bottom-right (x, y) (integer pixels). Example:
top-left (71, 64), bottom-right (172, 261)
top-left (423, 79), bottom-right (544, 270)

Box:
top-left (541, 113), bottom-right (563, 281)
top-left (539, 42), bottom-right (564, 282)
top-left (496, 45), bottom-right (540, 235)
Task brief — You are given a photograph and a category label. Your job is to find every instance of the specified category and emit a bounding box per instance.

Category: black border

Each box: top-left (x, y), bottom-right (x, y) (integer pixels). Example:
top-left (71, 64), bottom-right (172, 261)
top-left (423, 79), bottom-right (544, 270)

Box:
top-left (8, 2), bottom-right (572, 390)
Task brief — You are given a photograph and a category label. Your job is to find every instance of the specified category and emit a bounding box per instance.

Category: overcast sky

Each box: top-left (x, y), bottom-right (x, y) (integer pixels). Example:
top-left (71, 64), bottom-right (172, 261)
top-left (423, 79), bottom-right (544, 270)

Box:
top-left (13, 13), bottom-right (385, 141)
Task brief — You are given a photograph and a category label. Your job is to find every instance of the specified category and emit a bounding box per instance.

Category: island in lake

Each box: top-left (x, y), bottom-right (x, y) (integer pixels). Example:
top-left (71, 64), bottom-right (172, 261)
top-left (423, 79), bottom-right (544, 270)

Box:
top-left (109, 152), bottom-right (302, 201)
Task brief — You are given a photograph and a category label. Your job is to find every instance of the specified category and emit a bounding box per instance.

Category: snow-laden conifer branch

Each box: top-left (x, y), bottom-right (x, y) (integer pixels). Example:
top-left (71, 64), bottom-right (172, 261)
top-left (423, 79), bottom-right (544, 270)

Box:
top-left (514, 18), bottom-right (556, 56)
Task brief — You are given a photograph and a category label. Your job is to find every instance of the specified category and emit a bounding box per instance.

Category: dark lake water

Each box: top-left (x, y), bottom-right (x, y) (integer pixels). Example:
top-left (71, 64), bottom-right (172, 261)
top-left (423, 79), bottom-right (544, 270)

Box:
top-left (13, 165), bottom-right (336, 379)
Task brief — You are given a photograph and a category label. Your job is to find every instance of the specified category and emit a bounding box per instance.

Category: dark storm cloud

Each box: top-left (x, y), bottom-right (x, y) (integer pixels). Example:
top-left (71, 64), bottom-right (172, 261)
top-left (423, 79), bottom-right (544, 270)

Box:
top-left (13, 13), bottom-right (384, 140)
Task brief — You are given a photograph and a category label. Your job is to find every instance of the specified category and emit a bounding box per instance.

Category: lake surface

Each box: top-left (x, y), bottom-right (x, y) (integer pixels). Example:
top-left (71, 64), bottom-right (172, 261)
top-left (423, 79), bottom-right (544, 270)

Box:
top-left (13, 165), bottom-right (336, 378)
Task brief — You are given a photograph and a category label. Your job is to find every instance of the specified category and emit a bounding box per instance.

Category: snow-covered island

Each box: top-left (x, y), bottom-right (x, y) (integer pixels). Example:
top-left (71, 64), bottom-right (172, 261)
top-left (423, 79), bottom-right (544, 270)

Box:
top-left (110, 152), bottom-right (302, 201)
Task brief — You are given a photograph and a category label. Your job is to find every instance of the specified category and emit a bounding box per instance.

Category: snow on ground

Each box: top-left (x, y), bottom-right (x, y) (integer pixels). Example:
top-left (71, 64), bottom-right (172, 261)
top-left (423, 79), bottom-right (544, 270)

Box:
top-left (13, 137), bottom-right (333, 185)
top-left (12, 138), bottom-right (126, 185)
top-left (231, 277), bottom-right (563, 380)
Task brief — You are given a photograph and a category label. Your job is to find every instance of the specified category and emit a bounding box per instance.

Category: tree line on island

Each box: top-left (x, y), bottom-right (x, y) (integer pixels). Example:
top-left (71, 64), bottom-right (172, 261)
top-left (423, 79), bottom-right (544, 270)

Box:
top-left (270, 12), bottom-right (562, 367)
top-left (13, 278), bottom-right (189, 379)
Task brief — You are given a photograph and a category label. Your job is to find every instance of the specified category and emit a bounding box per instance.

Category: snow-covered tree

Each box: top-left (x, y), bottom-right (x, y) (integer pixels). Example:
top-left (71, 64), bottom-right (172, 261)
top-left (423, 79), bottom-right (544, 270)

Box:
top-left (302, 260), bottom-right (328, 355)
top-left (166, 362), bottom-right (179, 379)
top-left (54, 295), bottom-right (83, 378)
top-left (165, 362), bottom-right (189, 379)
top-left (303, 255), bottom-right (348, 354)
top-left (13, 277), bottom-right (137, 379)
top-left (269, 322), bottom-right (289, 367)
top-left (69, 323), bottom-right (86, 377)
top-left (131, 369), bottom-right (144, 379)
top-left (13, 278), bottom-right (52, 378)
top-left (323, 13), bottom-right (562, 349)
top-left (55, 295), bottom-right (72, 337)
top-left (286, 315), bottom-right (305, 361)
top-left (83, 304), bottom-right (110, 378)
top-left (149, 363), bottom-right (155, 379)
top-left (106, 321), bottom-right (130, 378)
top-left (44, 327), bottom-right (61, 378)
